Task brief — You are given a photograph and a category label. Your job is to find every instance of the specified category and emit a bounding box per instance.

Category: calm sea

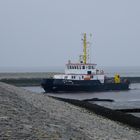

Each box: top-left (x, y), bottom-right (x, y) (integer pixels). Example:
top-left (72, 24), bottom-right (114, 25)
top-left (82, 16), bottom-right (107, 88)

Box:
top-left (22, 83), bottom-right (140, 102)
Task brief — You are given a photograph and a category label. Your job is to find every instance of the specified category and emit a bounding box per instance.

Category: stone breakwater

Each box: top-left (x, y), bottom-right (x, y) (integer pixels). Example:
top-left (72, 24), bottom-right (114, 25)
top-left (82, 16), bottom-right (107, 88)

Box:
top-left (0, 72), bottom-right (59, 86)
top-left (0, 83), bottom-right (140, 140)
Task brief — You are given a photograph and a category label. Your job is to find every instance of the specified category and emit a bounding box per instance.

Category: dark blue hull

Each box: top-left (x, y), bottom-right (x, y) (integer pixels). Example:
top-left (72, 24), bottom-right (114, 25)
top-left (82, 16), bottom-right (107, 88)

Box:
top-left (41, 79), bottom-right (130, 93)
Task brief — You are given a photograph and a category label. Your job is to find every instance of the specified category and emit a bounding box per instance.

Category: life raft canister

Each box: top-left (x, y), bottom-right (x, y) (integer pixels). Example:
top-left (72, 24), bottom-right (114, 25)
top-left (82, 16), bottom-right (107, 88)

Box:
top-left (114, 74), bottom-right (121, 83)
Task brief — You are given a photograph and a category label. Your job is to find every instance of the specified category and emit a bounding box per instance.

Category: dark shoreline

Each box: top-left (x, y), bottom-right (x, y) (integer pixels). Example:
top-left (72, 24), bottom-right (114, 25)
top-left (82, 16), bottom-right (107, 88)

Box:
top-left (0, 76), bottom-right (140, 86)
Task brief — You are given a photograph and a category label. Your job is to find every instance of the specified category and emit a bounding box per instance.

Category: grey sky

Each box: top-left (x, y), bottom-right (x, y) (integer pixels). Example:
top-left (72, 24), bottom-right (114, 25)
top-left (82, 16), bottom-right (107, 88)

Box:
top-left (0, 0), bottom-right (140, 68)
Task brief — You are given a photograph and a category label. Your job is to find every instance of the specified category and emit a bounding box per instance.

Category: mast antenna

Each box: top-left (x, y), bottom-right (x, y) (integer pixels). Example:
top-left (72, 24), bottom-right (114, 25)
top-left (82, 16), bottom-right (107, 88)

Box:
top-left (83, 33), bottom-right (87, 64)
top-left (82, 33), bottom-right (92, 64)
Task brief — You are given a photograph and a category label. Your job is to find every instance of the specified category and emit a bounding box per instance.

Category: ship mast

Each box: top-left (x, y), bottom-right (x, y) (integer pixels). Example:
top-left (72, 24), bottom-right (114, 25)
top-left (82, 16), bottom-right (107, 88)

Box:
top-left (79, 33), bottom-right (91, 64)
top-left (83, 33), bottom-right (87, 64)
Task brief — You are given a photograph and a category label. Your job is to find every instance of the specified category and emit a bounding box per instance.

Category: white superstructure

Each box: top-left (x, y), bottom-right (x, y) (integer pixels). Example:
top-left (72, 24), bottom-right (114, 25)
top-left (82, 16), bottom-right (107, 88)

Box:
top-left (54, 33), bottom-right (105, 83)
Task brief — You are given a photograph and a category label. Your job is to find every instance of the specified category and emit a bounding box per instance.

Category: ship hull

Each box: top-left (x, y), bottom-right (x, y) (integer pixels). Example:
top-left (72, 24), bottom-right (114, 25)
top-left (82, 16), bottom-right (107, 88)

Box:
top-left (41, 79), bottom-right (130, 93)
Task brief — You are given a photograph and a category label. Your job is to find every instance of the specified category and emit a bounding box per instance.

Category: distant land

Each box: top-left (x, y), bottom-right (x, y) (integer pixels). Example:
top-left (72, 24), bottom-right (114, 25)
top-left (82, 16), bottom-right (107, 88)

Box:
top-left (0, 66), bottom-right (140, 77)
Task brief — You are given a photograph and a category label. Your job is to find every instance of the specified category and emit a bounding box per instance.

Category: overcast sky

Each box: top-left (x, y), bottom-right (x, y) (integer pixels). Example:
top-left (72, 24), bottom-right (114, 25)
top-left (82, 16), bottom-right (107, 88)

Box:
top-left (0, 0), bottom-right (140, 69)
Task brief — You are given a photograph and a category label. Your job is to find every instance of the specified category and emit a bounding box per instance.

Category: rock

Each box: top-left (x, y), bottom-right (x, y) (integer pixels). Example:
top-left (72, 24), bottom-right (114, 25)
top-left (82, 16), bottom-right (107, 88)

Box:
top-left (0, 82), bottom-right (140, 140)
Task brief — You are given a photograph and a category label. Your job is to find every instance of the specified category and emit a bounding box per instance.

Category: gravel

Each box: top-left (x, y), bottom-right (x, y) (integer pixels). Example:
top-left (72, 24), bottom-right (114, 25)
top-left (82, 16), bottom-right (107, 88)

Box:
top-left (0, 82), bottom-right (140, 140)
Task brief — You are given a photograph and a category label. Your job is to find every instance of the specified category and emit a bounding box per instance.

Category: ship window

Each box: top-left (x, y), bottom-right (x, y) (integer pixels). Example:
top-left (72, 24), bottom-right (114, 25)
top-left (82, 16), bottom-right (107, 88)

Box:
top-left (82, 76), bottom-right (84, 79)
top-left (70, 66), bottom-right (71, 69)
top-left (72, 76), bottom-right (76, 79)
top-left (82, 66), bottom-right (85, 69)
top-left (88, 66), bottom-right (91, 69)
top-left (91, 75), bottom-right (93, 78)
top-left (92, 66), bottom-right (94, 69)
top-left (87, 71), bottom-right (91, 75)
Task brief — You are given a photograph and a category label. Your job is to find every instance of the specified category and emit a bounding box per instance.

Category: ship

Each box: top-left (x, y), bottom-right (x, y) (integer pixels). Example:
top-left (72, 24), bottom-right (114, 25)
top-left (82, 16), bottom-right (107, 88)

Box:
top-left (41, 33), bottom-right (130, 93)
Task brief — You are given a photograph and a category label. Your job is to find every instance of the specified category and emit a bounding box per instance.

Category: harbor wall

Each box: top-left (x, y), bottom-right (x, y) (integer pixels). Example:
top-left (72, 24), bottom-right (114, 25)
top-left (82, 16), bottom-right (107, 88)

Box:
top-left (0, 72), bottom-right (57, 86)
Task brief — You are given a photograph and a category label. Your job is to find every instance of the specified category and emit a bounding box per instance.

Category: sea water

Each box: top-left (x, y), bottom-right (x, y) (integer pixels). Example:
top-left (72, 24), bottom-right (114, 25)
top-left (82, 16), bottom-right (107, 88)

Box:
top-left (22, 83), bottom-right (140, 102)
